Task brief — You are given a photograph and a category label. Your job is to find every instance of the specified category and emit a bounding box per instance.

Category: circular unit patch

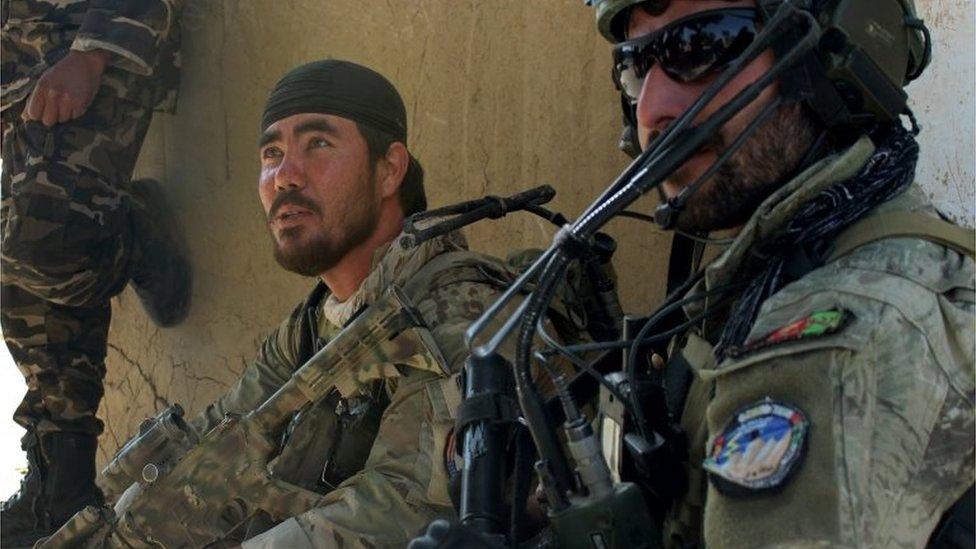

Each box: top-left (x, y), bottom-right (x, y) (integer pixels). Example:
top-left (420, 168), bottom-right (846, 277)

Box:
top-left (703, 398), bottom-right (809, 497)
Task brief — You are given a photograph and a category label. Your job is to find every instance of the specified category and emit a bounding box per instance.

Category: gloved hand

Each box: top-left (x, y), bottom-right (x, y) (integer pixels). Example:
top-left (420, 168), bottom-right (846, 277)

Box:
top-left (408, 519), bottom-right (505, 549)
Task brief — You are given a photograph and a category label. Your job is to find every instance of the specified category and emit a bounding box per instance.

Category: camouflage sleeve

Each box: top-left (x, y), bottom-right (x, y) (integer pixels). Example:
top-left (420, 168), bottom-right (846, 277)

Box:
top-left (71, 0), bottom-right (182, 76)
top-left (241, 281), bottom-right (502, 549)
top-left (189, 305), bottom-right (303, 435)
top-left (699, 248), bottom-right (975, 548)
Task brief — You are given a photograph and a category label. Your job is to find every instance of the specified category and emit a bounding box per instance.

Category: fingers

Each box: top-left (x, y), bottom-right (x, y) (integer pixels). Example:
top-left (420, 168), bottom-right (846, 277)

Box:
top-left (24, 87), bottom-right (88, 127)
top-left (24, 86), bottom-right (46, 122)
top-left (42, 89), bottom-right (62, 126)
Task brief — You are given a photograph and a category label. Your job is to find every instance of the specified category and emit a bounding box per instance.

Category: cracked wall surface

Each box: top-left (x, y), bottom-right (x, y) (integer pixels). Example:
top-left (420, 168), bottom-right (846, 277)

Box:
top-left (98, 0), bottom-right (975, 461)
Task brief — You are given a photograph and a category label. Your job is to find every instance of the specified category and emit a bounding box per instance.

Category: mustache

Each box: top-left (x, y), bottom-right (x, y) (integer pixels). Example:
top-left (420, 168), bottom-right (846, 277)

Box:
top-left (268, 190), bottom-right (321, 221)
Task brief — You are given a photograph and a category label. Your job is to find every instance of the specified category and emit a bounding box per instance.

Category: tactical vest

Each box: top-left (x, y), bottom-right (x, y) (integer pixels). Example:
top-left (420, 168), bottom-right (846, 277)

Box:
top-left (665, 212), bottom-right (975, 548)
top-left (265, 245), bottom-right (595, 509)
top-left (265, 250), bottom-right (523, 497)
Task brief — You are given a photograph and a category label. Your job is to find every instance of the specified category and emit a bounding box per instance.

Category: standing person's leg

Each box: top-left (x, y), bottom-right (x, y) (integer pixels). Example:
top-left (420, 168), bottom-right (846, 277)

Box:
top-left (0, 85), bottom-right (189, 545)
top-left (0, 283), bottom-right (111, 546)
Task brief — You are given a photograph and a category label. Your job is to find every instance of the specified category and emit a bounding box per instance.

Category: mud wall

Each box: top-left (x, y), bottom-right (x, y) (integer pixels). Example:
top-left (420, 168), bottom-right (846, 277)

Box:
top-left (98, 0), bottom-right (975, 459)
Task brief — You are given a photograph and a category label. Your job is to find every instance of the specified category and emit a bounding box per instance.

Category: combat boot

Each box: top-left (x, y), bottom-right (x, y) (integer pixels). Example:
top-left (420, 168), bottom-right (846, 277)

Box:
top-left (0, 432), bottom-right (104, 548)
top-left (1, 433), bottom-right (45, 547)
top-left (127, 178), bottom-right (193, 327)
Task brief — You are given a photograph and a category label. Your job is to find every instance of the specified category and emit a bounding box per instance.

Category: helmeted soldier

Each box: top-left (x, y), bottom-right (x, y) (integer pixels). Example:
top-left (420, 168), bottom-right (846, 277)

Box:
top-left (1, 1), bottom-right (188, 546)
top-left (584, 0), bottom-right (975, 546)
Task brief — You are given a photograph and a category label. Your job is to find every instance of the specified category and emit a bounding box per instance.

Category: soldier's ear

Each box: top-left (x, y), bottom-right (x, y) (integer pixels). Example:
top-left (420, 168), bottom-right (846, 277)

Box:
top-left (378, 141), bottom-right (408, 200)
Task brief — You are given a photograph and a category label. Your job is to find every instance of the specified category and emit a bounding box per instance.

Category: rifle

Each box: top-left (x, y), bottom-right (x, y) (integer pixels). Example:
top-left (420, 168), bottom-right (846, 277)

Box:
top-left (42, 285), bottom-right (446, 548)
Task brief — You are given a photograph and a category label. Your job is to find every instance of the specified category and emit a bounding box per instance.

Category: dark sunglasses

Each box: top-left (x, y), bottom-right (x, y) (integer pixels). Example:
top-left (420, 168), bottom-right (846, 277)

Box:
top-left (612, 8), bottom-right (760, 103)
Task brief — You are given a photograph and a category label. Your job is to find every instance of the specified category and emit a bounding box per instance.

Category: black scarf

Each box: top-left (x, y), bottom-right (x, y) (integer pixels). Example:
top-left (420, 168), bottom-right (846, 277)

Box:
top-left (715, 123), bottom-right (919, 359)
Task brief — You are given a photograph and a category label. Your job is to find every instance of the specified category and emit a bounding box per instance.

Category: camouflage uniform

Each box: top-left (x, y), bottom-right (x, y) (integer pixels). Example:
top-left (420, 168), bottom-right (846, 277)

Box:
top-left (665, 137), bottom-right (976, 548)
top-left (1, 0), bottom-right (182, 436)
top-left (182, 230), bottom-right (513, 548)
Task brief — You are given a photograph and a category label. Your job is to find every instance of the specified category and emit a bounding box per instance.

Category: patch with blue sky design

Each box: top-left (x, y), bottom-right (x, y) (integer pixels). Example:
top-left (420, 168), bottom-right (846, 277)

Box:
top-left (703, 398), bottom-right (809, 497)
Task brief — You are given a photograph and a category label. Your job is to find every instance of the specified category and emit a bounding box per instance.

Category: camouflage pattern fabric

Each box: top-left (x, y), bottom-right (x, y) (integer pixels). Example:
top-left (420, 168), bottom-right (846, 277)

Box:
top-left (1, 93), bottom-right (151, 436)
top-left (663, 137), bottom-right (976, 548)
top-left (183, 231), bottom-right (519, 548)
top-left (1, 0), bottom-right (182, 114)
top-left (0, 0), bottom-right (181, 436)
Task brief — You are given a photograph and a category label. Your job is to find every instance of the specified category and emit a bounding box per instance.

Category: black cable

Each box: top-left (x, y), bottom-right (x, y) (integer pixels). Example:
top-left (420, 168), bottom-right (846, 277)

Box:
top-left (674, 231), bottom-right (736, 246)
top-left (617, 210), bottom-right (655, 223)
top-left (903, 16), bottom-right (932, 82)
top-left (625, 282), bottom-right (742, 440)
top-left (534, 341), bottom-right (629, 412)
top-left (524, 204), bottom-right (569, 227)
top-left (513, 249), bottom-right (577, 504)
top-left (614, 210), bottom-right (736, 245)
top-left (548, 276), bottom-right (738, 362)
top-left (535, 272), bottom-right (741, 429)
top-left (468, 247), bottom-right (556, 356)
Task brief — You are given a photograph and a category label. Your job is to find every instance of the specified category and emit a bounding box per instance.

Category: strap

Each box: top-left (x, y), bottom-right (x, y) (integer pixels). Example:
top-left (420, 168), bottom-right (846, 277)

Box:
top-left (299, 282), bottom-right (331, 363)
top-left (829, 212), bottom-right (976, 262)
top-left (454, 392), bottom-right (521, 435)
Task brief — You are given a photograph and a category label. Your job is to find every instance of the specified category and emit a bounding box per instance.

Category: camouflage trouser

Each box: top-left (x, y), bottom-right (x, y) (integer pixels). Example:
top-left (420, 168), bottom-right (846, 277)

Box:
top-left (0, 85), bottom-right (152, 436)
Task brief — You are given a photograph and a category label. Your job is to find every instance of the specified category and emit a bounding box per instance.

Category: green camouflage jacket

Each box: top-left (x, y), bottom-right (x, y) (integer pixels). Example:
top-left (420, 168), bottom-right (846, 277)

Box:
top-left (189, 230), bottom-right (514, 548)
top-left (1, 0), bottom-right (181, 113)
top-left (666, 136), bottom-right (976, 548)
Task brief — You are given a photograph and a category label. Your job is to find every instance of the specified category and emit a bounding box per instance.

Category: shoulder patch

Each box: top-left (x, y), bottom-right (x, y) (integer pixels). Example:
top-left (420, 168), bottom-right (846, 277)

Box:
top-left (703, 398), bottom-right (809, 497)
top-left (729, 309), bottom-right (853, 358)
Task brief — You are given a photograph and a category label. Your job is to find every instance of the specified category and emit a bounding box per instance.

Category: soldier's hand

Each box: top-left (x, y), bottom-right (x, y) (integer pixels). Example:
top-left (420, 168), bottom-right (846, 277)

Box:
top-left (24, 49), bottom-right (111, 127)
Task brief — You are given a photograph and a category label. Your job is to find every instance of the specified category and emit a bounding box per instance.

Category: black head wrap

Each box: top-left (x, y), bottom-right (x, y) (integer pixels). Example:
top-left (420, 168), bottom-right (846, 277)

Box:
top-left (261, 59), bottom-right (407, 141)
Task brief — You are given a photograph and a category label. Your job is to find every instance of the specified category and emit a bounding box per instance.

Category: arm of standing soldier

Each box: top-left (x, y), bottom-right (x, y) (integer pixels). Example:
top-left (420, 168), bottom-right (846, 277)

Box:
top-left (71, 0), bottom-right (183, 76)
top-left (23, 0), bottom-right (182, 126)
top-left (23, 49), bottom-right (111, 126)
top-left (240, 281), bottom-right (504, 549)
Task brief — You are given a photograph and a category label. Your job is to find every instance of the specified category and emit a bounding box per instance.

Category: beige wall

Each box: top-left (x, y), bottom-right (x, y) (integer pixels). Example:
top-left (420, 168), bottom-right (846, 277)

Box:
top-left (98, 0), bottom-right (976, 460)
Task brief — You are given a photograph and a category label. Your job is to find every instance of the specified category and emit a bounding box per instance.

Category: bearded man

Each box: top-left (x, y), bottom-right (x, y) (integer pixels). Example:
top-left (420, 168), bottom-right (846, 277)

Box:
top-left (585, 0), bottom-right (976, 547)
top-left (197, 59), bottom-right (522, 547)
top-left (43, 59), bottom-right (528, 548)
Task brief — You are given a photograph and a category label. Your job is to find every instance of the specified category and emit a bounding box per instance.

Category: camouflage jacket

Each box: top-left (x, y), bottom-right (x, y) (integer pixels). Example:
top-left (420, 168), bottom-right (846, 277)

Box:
top-left (666, 137), bottom-right (976, 548)
top-left (1, 0), bottom-right (181, 113)
top-left (190, 231), bottom-right (514, 548)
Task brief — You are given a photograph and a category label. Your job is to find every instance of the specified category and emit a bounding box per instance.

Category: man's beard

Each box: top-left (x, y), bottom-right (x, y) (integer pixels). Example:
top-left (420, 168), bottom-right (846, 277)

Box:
top-left (269, 181), bottom-right (380, 277)
top-left (673, 102), bottom-right (820, 232)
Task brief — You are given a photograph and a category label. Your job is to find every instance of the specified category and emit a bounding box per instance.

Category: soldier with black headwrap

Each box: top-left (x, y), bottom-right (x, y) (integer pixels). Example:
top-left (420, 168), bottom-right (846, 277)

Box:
top-left (42, 59), bottom-right (534, 548)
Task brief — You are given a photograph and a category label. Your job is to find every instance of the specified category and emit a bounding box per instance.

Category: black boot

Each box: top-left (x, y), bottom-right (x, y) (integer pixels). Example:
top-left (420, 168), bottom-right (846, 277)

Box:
top-left (0, 433), bottom-right (45, 548)
top-left (128, 178), bottom-right (193, 327)
top-left (0, 432), bottom-right (104, 548)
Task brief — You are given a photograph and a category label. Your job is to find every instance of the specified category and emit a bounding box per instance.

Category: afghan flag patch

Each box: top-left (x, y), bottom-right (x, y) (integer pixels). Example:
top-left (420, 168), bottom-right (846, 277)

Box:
top-left (703, 398), bottom-right (809, 497)
top-left (729, 309), bottom-right (852, 357)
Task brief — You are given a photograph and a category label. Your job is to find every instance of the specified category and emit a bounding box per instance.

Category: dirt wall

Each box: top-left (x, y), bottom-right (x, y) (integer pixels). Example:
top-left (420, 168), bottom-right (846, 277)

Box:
top-left (98, 0), bottom-right (975, 460)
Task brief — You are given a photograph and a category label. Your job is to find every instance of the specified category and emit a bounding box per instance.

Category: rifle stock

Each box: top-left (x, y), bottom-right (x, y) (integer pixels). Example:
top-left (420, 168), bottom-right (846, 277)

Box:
top-left (42, 285), bottom-right (446, 548)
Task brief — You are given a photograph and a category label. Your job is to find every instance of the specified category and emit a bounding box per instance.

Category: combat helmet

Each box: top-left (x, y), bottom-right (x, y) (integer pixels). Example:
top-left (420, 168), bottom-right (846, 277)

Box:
top-left (588, 0), bottom-right (932, 155)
